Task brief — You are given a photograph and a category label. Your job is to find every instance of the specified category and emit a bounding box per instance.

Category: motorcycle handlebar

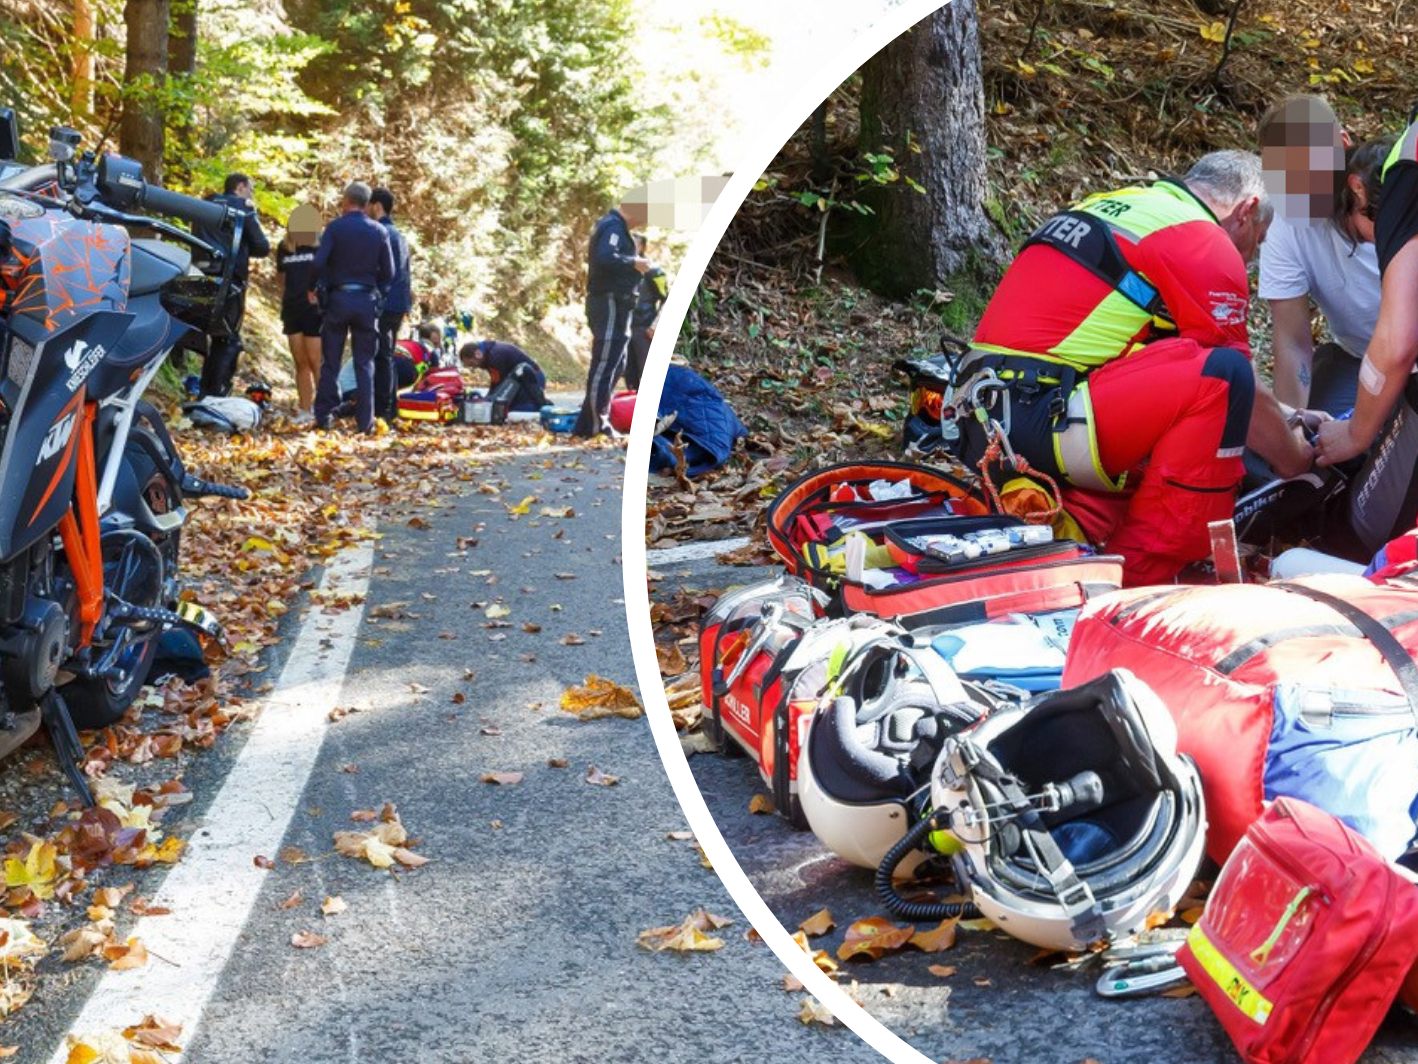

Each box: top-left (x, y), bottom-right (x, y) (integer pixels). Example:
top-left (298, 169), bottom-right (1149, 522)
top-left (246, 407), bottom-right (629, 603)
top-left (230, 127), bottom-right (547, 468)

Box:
top-left (135, 183), bottom-right (230, 232)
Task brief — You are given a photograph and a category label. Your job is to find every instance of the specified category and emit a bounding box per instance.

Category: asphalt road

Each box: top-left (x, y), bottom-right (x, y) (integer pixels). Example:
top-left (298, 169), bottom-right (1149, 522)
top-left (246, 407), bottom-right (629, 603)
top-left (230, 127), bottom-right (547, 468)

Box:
top-left (6, 443), bottom-right (882, 1064)
top-left (659, 551), bottom-right (1418, 1064)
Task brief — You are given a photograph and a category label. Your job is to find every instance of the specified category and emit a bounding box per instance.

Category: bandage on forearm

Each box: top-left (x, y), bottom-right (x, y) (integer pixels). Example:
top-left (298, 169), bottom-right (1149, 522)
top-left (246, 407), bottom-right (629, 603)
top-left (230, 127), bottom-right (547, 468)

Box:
top-left (1360, 356), bottom-right (1388, 396)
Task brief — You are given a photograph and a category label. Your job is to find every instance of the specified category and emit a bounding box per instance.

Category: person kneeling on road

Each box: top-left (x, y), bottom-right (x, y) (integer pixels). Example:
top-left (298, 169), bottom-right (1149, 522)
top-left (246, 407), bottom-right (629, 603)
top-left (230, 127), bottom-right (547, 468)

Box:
top-left (962, 150), bottom-right (1315, 587)
top-left (460, 340), bottom-right (549, 412)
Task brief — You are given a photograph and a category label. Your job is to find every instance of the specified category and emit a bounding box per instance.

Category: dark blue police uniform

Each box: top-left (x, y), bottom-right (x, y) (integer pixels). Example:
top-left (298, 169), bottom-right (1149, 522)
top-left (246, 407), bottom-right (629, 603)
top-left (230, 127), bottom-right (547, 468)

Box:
top-left (478, 340), bottom-right (548, 412)
top-left (573, 209), bottom-right (642, 437)
top-left (310, 210), bottom-right (394, 432)
top-left (376, 216), bottom-right (412, 421)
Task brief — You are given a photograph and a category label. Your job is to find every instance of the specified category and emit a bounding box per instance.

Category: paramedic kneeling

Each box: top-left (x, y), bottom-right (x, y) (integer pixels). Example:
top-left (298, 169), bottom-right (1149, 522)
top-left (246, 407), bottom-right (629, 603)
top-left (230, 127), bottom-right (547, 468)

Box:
top-left (460, 340), bottom-right (549, 412)
top-left (967, 151), bottom-right (1313, 587)
top-left (1315, 120), bottom-right (1418, 553)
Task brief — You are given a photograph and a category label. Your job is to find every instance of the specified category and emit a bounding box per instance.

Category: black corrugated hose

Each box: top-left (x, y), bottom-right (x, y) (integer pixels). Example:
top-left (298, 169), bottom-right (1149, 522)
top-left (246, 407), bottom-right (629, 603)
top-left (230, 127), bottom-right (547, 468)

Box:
top-left (875, 812), bottom-right (982, 922)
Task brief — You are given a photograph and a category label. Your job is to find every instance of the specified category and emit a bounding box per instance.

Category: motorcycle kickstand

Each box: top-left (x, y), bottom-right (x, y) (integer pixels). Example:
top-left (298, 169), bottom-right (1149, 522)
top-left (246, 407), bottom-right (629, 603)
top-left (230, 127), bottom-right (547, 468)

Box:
top-left (38, 689), bottom-right (94, 807)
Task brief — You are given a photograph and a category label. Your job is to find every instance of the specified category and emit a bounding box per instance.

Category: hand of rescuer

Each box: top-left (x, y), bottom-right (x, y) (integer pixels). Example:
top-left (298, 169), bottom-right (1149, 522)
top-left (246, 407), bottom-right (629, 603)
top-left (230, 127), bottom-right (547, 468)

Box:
top-left (1248, 371), bottom-right (1317, 478)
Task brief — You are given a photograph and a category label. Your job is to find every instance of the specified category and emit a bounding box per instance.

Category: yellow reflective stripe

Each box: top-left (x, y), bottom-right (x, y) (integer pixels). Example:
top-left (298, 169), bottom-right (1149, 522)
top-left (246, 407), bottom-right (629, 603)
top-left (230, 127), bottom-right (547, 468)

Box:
top-left (1384, 122), bottom-right (1418, 181)
top-left (1186, 925), bottom-right (1274, 1025)
top-left (1050, 290), bottom-right (1152, 367)
top-left (1077, 383), bottom-right (1126, 492)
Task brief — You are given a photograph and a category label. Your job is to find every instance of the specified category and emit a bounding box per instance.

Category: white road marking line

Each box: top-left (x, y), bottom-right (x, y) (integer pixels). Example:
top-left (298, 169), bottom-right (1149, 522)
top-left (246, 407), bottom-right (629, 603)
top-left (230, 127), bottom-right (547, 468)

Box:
top-left (644, 536), bottom-right (750, 566)
top-left (48, 538), bottom-right (375, 1060)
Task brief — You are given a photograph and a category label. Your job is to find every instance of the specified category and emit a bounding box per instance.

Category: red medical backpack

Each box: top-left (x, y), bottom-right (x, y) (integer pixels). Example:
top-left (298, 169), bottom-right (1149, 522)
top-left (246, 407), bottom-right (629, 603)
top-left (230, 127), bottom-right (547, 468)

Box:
top-left (1180, 798), bottom-right (1418, 1064)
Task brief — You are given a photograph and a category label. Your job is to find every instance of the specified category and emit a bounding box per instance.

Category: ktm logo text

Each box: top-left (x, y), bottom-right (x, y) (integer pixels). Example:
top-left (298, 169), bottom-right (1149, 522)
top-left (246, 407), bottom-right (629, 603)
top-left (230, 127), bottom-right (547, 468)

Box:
top-left (37, 412), bottom-right (77, 466)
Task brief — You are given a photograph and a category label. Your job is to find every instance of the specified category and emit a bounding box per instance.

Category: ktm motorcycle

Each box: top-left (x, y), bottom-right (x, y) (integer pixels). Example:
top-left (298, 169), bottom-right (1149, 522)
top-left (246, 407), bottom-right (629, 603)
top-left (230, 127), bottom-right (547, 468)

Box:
top-left (0, 111), bottom-right (248, 802)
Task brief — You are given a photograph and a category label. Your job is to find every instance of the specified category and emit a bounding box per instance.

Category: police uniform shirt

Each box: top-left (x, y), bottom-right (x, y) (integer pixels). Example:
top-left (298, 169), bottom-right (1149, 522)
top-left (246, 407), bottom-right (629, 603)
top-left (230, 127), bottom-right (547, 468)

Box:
top-left (310, 211), bottom-right (395, 292)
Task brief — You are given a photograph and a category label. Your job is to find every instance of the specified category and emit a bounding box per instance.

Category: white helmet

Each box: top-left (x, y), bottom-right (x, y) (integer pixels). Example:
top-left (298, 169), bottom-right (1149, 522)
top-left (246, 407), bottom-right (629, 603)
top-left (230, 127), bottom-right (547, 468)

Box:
top-left (797, 630), bottom-right (984, 874)
top-left (929, 669), bottom-right (1206, 951)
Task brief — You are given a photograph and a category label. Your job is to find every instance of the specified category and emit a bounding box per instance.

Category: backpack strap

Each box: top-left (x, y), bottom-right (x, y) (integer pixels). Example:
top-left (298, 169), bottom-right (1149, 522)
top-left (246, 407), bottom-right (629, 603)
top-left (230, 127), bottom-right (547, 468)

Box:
top-left (1274, 582), bottom-right (1418, 728)
top-left (1020, 210), bottom-right (1173, 325)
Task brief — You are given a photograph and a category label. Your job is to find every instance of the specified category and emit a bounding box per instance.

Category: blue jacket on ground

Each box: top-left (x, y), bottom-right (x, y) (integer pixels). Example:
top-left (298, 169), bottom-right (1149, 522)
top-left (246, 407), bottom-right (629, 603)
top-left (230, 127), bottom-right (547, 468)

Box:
top-left (649, 365), bottom-right (747, 478)
top-left (310, 210), bottom-right (394, 293)
top-left (587, 209), bottom-right (642, 297)
top-left (379, 216), bottom-right (413, 315)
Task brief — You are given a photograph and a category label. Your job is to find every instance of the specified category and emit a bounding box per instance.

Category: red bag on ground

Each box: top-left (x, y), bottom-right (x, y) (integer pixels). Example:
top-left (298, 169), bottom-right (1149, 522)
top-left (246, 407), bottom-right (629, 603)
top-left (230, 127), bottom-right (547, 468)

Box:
top-left (1180, 798), bottom-right (1418, 1064)
top-left (609, 390), bottom-right (636, 434)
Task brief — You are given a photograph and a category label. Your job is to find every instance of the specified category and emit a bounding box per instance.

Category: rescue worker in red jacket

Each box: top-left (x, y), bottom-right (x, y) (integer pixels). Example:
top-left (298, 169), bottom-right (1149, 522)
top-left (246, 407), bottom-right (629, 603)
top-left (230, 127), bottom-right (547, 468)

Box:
top-left (966, 150), bottom-right (1313, 586)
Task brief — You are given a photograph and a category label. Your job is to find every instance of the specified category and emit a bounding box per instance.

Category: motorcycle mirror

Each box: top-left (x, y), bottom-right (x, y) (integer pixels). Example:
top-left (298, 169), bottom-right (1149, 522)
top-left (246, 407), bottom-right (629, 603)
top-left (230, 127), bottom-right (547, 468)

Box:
top-left (47, 126), bottom-right (81, 163)
top-left (0, 109), bottom-right (19, 162)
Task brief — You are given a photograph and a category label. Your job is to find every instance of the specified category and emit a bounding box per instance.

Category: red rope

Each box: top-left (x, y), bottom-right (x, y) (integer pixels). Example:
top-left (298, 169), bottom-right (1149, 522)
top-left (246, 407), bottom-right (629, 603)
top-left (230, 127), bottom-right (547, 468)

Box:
top-left (977, 428), bottom-right (1064, 525)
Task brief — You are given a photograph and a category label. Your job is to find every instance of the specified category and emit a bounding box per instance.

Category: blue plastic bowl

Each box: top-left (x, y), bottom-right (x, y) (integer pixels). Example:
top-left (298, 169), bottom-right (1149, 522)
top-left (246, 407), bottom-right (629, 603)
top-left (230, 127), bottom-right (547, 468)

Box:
top-left (540, 406), bottom-right (578, 433)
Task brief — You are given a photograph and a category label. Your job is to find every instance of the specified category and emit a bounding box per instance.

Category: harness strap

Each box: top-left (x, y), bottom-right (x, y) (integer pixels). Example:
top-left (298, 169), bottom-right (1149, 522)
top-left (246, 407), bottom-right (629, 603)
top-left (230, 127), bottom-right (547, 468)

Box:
top-left (1020, 209), bottom-right (1173, 325)
top-left (1273, 582), bottom-right (1418, 729)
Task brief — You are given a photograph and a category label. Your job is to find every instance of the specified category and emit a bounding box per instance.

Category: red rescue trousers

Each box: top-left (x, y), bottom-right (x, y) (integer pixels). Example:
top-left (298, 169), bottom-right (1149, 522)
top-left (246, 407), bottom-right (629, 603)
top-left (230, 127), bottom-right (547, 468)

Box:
top-left (1055, 338), bottom-right (1256, 587)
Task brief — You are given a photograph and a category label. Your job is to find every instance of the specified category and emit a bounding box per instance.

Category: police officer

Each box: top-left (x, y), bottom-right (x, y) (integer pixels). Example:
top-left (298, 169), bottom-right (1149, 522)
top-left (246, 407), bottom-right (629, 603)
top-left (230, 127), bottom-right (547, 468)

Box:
top-left (196, 172), bottom-right (270, 397)
top-left (625, 233), bottom-right (668, 390)
top-left (367, 186), bottom-right (412, 421)
top-left (308, 182), bottom-right (394, 434)
top-left (459, 340), bottom-right (549, 411)
top-left (573, 192), bottom-right (651, 437)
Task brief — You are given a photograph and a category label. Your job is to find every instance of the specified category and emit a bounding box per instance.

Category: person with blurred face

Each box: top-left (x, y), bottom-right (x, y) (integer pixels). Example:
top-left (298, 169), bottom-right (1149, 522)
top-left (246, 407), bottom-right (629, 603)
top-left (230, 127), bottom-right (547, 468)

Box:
top-left (1259, 95), bottom-right (1392, 417)
top-left (573, 189), bottom-right (651, 437)
top-left (1313, 109), bottom-right (1418, 553)
top-left (966, 150), bottom-right (1310, 586)
top-left (277, 203), bottom-right (324, 424)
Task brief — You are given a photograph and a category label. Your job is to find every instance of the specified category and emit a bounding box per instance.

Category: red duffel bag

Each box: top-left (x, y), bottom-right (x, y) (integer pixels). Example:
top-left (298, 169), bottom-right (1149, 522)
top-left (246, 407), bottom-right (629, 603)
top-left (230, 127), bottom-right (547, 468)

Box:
top-left (1063, 575), bottom-right (1418, 864)
top-left (1180, 797), bottom-right (1418, 1064)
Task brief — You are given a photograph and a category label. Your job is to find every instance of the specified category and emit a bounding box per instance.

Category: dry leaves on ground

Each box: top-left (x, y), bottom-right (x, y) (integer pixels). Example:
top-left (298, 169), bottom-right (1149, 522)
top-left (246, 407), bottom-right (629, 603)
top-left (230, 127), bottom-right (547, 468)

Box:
top-left (332, 803), bottom-right (428, 870)
top-left (560, 675), bottom-right (643, 720)
top-left (637, 909), bottom-right (734, 953)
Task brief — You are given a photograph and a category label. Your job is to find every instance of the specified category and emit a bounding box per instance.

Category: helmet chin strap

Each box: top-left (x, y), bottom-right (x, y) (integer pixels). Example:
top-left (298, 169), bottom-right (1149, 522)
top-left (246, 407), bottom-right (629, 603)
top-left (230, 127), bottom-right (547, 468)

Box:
top-left (949, 745), bottom-right (1109, 944)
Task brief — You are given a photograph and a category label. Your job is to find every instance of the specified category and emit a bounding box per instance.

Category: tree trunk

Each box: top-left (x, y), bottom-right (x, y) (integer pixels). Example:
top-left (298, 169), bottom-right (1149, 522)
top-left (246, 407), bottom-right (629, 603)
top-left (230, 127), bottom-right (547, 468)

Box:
top-left (852, 0), bottom-right (1003, 298)
top-left (168, 0), bottom-right (196, 78)
top-left (120, 0), bottom-right (170, 182)
top-left (71, 0), bottom-right (95, 120)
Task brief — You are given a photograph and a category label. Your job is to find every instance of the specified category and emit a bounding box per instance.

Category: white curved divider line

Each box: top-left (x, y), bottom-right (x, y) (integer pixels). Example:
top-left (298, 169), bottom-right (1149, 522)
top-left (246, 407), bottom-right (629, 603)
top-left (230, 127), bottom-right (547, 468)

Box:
top-left (622, 3), bottom-right (950, 1061)
top-left (48, 538), bottom-right (375, 1061)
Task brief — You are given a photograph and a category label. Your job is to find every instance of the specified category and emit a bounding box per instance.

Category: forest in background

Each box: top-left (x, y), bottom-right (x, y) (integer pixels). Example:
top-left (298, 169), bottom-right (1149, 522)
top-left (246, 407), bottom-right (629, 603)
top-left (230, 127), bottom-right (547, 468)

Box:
top-left (0, 0), bottom-right (768, 384)
top-left (672, 0), bottom-right (1418, 492)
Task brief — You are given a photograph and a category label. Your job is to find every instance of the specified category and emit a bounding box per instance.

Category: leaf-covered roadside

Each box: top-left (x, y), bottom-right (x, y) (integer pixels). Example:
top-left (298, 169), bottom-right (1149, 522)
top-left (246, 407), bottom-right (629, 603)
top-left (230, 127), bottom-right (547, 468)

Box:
top-left (0, 418), bottom-right (614, 1049)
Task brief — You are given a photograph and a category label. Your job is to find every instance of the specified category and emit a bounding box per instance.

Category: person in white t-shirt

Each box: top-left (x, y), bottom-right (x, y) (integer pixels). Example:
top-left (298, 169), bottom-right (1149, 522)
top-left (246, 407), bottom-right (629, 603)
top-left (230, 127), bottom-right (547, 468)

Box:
top-left (1259, 99), bottom-right (1390, 416)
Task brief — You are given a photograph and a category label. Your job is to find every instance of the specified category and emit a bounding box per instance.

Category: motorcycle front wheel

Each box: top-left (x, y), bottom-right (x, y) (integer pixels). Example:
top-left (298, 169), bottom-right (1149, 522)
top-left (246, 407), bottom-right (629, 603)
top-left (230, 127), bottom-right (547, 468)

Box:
top-left (63, 622), bottom-right (162, 731)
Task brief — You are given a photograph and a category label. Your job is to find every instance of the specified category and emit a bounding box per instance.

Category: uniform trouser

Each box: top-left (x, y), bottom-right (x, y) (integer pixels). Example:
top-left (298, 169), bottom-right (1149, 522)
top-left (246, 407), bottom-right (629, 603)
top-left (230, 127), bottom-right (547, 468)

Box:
top-left (574, 291), bottom-right (634, 437)
top-left (375, 312), bottom-right (405, 422)
top-left (315, 289), bottom-right (380, 432)
top-left (200, 287), bottom-right (247, 398)
top-left (491, 363), bottom-right (549, 412)
top-left (625, 325), bottom-right (652, 391)
top-left (1347, 375), bottom-right (1418, 556)
top-left (1001, 339), bottom-right (1256, 587)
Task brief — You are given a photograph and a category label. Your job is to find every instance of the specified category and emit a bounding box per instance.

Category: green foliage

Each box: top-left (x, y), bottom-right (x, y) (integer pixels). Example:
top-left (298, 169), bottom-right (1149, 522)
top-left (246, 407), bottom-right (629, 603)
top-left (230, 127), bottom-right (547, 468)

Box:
top-left (697, 14), bottom-right (771, 70)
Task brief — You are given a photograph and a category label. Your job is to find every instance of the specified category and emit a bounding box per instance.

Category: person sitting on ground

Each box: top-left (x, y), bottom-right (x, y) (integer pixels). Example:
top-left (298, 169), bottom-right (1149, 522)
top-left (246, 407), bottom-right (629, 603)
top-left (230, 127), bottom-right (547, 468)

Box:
top-left (1259, 95), bottom-right (1391, 417)
top-left (1316, 115), bottom-right (1418, 553)
top-left (459, 340), bottom-right (549, 412)
top-left (965, 150), bottom-right (1314, 587)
